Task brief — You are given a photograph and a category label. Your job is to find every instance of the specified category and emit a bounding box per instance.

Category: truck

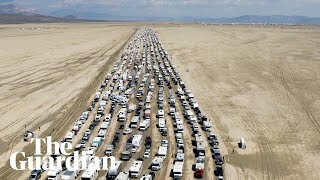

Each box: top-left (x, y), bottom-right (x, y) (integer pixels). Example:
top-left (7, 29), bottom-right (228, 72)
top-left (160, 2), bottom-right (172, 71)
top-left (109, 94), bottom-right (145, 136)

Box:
top-left (139, 120), bottom-right (150, 131)
top-left (129, 161), bottom-right (143, 178)
top-left (107, 161), bottom-right (122, 178)
top-left (173, 161), bottom-right (184, 179)
top-left (151, 157), bottom-right (164, 171)
top-left (132, 135), bottom-right (143, 153)
top-left (121, 145), bottom-right (132, 160)
top-left (195, 156), bottom-right (205, 178)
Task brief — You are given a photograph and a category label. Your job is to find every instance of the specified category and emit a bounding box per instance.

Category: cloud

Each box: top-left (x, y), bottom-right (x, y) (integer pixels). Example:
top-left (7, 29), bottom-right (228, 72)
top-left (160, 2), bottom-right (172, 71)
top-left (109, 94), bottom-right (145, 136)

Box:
top-left (7, 0), bottom-right (320, 18)
top-left (0, 0), bottom-right (14, 3)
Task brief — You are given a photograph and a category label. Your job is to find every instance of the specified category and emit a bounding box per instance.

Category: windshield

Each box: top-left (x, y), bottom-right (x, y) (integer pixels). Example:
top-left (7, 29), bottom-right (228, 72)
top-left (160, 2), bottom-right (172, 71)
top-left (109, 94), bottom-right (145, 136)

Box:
top-left (30, 175), bottom-right (37, 178)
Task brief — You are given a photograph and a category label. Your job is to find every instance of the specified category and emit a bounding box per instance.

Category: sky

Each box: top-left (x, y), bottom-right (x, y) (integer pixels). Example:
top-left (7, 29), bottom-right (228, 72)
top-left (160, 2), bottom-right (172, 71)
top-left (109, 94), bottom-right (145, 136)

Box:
top-left (1, 0), bottom-right (320, 18)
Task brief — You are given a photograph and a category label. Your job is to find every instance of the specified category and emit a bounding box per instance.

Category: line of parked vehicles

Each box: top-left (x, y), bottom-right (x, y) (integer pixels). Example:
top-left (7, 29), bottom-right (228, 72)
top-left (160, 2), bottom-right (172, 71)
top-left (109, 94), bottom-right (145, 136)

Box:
top-left (28, 27), bottom-right (224, 180)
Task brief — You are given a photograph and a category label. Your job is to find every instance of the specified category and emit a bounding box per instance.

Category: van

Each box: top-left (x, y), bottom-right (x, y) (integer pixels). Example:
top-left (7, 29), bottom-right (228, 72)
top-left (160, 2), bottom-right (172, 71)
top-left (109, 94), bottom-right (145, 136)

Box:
top-left (65, 131), bottom-right (74, 143)
top-left (107, 161), bottom-right (122, 178)
top-left (139, 120), bottom-right (150, 131)
top-left (47, 168), bottom-right (62, 180)
top-left (151, 157), bottom-right (164, 171)
top-left (130, 116), bottom-right (140, 128)
top-left (158, 110), bottom-right (164, 118)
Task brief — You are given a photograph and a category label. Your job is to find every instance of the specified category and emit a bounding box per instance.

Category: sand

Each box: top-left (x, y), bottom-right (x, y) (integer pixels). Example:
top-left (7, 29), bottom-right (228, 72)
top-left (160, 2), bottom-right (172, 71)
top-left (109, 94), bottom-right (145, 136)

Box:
top-left (154, 24), bottom-right (320, 179)
top-left (0, 23), bottom-right (135, 178)
top-left (1, 23), bottom-right (320, 180)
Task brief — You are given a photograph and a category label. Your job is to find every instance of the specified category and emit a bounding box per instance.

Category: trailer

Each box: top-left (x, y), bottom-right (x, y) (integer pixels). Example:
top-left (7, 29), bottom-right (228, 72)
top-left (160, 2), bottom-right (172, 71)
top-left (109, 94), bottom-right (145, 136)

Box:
top-left (132, 135), bottom-right (143, 153)
top-left (173, 161), bottom-right (184, 179)
top-left (129, 161), bottom-right (143, 178)
top-left (157, 146), bottom-right (168, 158)
top-left (240, 138), bottom-right (246, 149)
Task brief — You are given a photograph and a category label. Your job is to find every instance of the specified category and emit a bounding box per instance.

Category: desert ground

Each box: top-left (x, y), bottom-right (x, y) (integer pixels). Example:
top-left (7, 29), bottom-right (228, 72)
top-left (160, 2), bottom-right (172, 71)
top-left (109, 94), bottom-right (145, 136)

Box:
top-left (0, 23), bottom-right (136, 178)
top-left (0, 23), bottom-right (320, 180)
top-left (154, 24), bottom-right (320, 179)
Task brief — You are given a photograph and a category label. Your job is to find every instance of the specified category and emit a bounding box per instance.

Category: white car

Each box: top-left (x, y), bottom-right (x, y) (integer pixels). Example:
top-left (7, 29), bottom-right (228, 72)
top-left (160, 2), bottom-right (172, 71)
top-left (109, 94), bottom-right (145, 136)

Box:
top-left (104, 114), bottom-right (111, 122)
top-left (123, 128), bottom-right (132, 135)
top-left (143, 151), bottom-right (150, 159)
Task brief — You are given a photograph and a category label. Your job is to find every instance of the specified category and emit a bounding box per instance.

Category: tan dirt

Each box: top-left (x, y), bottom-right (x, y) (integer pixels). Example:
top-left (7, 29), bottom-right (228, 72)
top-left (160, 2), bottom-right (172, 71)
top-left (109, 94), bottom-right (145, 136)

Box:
top-left (0, 23), bottom-right (136, 179)
top-left (154, 24), bottom-right (320, 180)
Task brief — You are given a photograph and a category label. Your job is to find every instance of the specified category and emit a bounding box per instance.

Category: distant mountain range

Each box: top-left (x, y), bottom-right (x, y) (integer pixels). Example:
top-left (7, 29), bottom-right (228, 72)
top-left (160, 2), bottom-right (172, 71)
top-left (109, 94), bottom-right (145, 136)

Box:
top-left (0, 4), bottom-right (320, 24)
top-left (0, 4), bottom-right (35, 15)
top-left (182, 15), bottom-right (320, 24)
top-left (0, 4), bottom-right (105, 23)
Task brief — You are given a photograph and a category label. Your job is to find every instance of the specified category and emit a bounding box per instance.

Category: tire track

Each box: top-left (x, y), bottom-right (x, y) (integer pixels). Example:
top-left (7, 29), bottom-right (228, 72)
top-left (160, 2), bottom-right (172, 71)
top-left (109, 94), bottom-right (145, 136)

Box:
top-left (279, 68), bottom-right (320, 135)
top-left (0, 29), bottom-right (136, 180)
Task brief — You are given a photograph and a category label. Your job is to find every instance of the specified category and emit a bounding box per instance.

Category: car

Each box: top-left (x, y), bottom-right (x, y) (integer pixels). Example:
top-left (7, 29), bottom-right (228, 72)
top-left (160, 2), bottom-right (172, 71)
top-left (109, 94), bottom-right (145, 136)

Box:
top-left (123, 128), bottom-right (132, 135)
top-left (29, 169), bottom-right (42, 180)
top-left (161, 140), bottom-right (169, 147)
top-left (143, 151), bottom-right (150, 159)
top-left (80, 140), bottom-right (87, 145)
top-left (149, 171), bottom-right (155, 179)
top-left (82, 133), bottom-right (90, 141)
top-left (119, 124), bottom-right (125, 129)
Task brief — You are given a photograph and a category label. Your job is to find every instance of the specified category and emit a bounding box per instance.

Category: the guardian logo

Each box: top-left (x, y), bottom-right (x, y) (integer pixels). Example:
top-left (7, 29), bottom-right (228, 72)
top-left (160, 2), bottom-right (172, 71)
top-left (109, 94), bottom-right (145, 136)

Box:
top-left (10, 136), bottom-right (116, 171)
